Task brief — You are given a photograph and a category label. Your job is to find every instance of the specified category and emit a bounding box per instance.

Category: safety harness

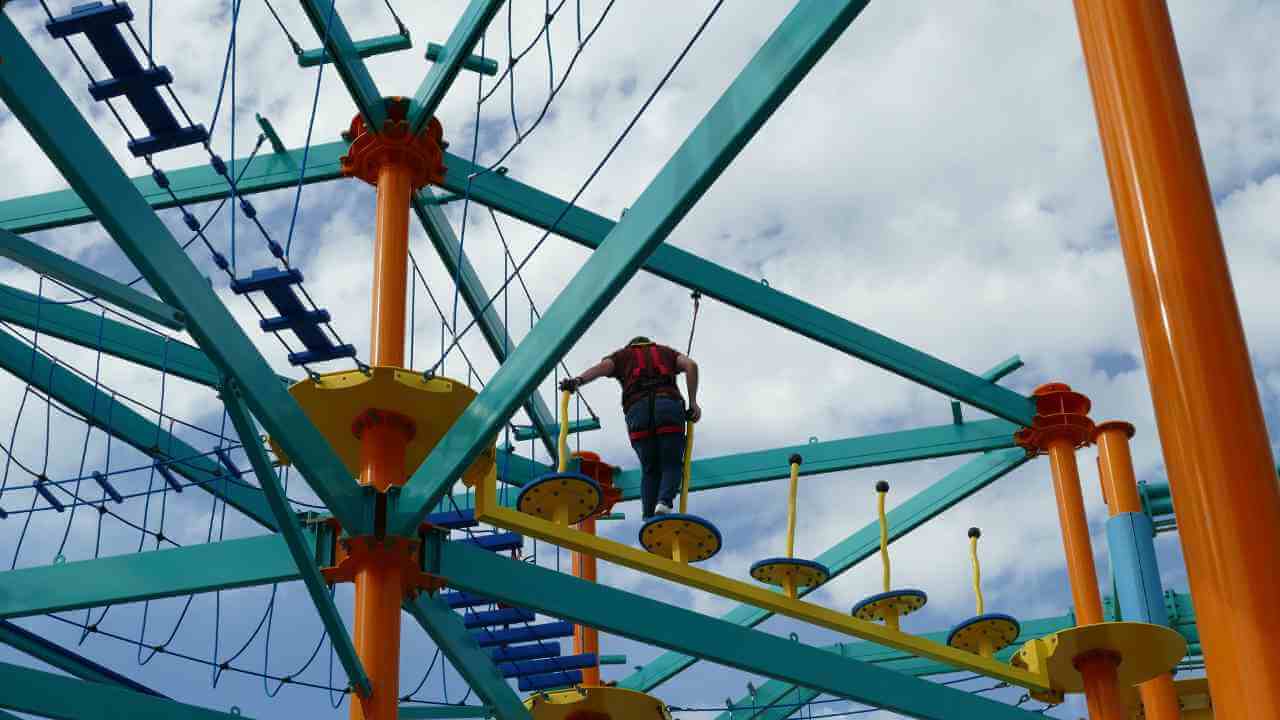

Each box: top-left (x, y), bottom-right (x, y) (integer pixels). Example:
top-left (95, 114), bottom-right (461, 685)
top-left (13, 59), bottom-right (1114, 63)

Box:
top-left (625, 344), bottom-right (684, 441)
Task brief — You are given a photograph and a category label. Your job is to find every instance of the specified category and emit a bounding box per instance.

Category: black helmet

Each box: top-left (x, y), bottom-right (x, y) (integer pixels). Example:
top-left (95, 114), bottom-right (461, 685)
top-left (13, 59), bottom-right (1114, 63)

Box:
top-left (627, 336), bottom-right (653, 346)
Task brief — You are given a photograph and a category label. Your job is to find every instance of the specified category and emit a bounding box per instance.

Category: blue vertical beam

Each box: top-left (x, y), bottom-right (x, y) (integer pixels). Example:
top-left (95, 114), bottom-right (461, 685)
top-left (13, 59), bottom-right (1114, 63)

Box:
top-left (404, 594), bottom-right (532, 720)
top-left (0, 229), bottom-right (184, 330)
top-left (220, 385), bottom-right (371, 697)
top-left (619, 448), bottom-right (1031, 692)
top-left (391, 0), bottom-right (877, 534)
top-left (412, 192), bottom-right (559, 458)
top-left (0, 661), bottom-right (249, 720)
top-left (437, 151), bottom-right (1036, 426)
top-left (430, 538), bottom-right (1040, 720)
top-left (0, 15), bottom-right (369, 533)
top-left (1106, 512), bottom-right (1169, 624)
top-left (0, 620), bottom-right (163, 697)
top-left (296, 0), bottom-right (387, 130)
top-left (0, 326), bottom-right (278, 529)
top-left (407, 0), bottom-right (506, 133)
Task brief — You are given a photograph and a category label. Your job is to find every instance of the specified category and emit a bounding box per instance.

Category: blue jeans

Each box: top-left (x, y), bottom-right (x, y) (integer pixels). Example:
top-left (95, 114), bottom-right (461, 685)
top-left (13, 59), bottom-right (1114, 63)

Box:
top-left (625, 395), bottom-right (686, 519)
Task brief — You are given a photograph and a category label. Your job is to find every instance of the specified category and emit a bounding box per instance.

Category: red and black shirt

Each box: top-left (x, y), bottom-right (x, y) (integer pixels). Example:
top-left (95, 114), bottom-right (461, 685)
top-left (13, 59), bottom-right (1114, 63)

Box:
top-left (607, 343), bottom-right (684, 409)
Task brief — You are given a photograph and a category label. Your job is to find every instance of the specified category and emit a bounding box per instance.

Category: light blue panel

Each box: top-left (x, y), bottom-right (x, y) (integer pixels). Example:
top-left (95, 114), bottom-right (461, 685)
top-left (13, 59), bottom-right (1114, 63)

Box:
top-left (1106, 512), bottom-right (1169, 625)
top-left (0, 661), bottom-right (249, 720)
top-left (408, 0), bottom-right (506, 133)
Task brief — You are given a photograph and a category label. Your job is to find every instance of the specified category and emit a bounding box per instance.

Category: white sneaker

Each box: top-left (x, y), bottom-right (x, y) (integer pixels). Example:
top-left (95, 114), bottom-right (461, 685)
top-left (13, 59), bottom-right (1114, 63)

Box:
top-left (655, 502), bottom-right (673, 515)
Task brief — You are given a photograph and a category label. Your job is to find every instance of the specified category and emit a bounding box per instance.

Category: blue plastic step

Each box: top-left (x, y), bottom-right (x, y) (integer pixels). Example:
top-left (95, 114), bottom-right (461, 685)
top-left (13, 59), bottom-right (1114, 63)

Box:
top-left (518, 670), bottom-right (582, 692)
top-left (471, 622), bottom-right (575, 648)
top-left (47, 2), bottom-right (208, 157)
top-left (489, 642), bottom-right (561, 663)
top-left (230, 268), bottom-right (354, 366)
top-left (438, 591), bottom-right (494, 610)
top-left (426, 509), bottom-right (479, 530)
top-left (498, 654), bottom-right (598, 679)
top-left (458, 532), bottom-right (523, 553)
top-left (462, 608), bottom-right (536, 629)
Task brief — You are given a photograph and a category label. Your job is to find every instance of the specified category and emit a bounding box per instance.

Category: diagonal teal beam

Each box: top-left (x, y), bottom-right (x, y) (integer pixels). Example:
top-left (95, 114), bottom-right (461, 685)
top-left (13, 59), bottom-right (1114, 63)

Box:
top-left (0, 326), bottom-right (278, 529)
top-left (0, 15), bottom-right (369, 533)
top-left (0, 229), bottom-right (184, 330)
top-left (0, 620), bottom-right (163, 697)
top-left (429, 535), bottom-right (1040, 720)
top-left (408, 0), bottom-right (506, 134)
top-left (221, 384), bottom-right (371, 697)
top-left (298, 0), bottom-right (387, 130)
top-left (0, 535), bottom-right (298, 619)
top-left (413, 190), bottom-right (560, 459)
top-left (436, 151), bottom-right (1035, 426)
top-left (0, 661), bottom-right (251, 720)
top-left (404, 595), bottom-right (532, 720)
top-left (618, 448), bottom-right (1031, 692)
top-left (390, 0), bottom-right (878, 534)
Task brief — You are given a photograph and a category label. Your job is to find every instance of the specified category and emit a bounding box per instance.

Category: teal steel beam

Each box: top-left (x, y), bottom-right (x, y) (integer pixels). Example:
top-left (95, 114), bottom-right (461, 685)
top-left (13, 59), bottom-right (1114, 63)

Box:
top-left (391, 0), bottom-right (877, 534)
top-left (297, 0), bottom-right (387, 130)
top-left (0, 326), bottom-right (278, 529)
top-left (400, 706), bottom-right (492, 719)
top-left (511, 417), bottom-right (600, 443)
top-left (619, 448), bottom-right (1031, 692)
top-left (613, 419), bottom-right (1019, 498)
top-left (425, 42), bottom-right (499, 77)
top-left (221, 385), bottom-right (371, 697)
top-left (0, 535), bottom-right (297, 619)
top-left (412, 191), bottom-right (560, 458)
top-left (0, 229), bottom-right (184, 330)
top-left (429, 536), bottom-right (1039, 720)
top-left (0, 142), bottom-right (348, 234)
top-left (0, 17), bottom-right (370, 533)
top-left (298, 32), bottom-right (412, 68)
top-left (0, 620), bottom-right (162, 697)
top-left (408, 0), bottom-right (506, 133)
top-left (437, 150), bottom-right (1035, 427)
top-left (0, 661), bottom-right (249, 720)
top-left (0, 283), bottom-right (222, 387)
top-left (404, 595), bottom-right (532, 720)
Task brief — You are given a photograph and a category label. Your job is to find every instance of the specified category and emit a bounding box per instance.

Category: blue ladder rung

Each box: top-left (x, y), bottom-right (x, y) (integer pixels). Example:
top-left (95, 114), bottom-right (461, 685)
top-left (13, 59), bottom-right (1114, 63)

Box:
top-left (46, 3), bottom-right (133, 40)
top-left (518, 671), bottom-right (582, 693)
top-left (439, 591), bottom-right (494, 609)
top-left (471, 622), bottom-right (575, 648)
top-left (462, 608), bottom-right (536, 629)
top-left (489, 642), bottom-right (561, 663)
top-left (426, 509), bottom-right (479, 529)
top-left (230, 268), bottom-right (304, 296)
top-left (127, 125), bottom-right (209, 158)
top-left (260, 309), bottom-right (332, 333)
top-left (458, 532), bottom-right (523, 553)
top-left (231, 268), bottom-right (351, 366)
top-left (288, 344), bottom-right (357, 366)
top-left (88, 66), bottom-right (173, 101)
top-left (499, 654), bottom-right (598, 679)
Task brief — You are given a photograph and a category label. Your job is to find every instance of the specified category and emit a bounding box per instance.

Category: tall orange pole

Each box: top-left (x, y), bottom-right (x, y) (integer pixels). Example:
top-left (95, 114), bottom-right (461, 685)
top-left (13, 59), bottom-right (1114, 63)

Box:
top-left (1072, 3), bottom-right (1280, 716)
top-left (573, 516), bottom-right (601, 687)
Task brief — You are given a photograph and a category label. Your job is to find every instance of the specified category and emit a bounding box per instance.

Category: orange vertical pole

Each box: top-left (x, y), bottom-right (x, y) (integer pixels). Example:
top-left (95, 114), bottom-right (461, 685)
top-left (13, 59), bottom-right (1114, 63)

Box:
top-left (1071, 3), bottom-right (1280, 716)
top-left (573, 516), bottom-right (601, 686)
top-left (369, 162), bottom-right (412, 368)
top-left (1045, 438), bottom-right (1104, 625)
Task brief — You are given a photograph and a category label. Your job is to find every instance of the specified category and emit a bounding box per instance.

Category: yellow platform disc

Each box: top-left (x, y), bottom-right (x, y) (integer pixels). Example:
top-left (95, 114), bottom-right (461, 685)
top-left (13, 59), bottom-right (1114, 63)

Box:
top-left (516, 473), bottom-right (602, 526)
top-left (525, 686), bottom-right (671, 719)
top-left (851, 589), bottom-right (927, 623)
top-left (947, 614), bottom-right (1020, 655)
top-left (1044, 622), bottom-right (1186, 693)
top-left (639, 514), bottom-right (722, 563)
top-left (268, 367), bottom-right (495, 488)
top-left (749, 558), bottom-right (830, 590)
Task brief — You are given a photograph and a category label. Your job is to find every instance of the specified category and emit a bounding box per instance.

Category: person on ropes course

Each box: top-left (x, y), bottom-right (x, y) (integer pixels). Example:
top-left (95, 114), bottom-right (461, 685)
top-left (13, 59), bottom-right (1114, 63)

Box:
top-left (559, 337), bottom-right (701, 519)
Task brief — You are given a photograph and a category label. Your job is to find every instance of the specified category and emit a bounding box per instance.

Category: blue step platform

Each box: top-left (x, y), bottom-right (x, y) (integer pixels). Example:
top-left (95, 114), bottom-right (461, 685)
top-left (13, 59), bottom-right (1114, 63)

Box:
top-left (471, 622), bottom-right (576, 648)
top-left (462, 608), bottom-right (536, 629)
top-left (458, 532), bottom-right (523, 553)
top-left (47, 3), bottom-right (208, 157)
top-left (439, 591), bottom-right (495, 610)
top-left (489, 642), bottom-right (561, 663)
top-left (426, 509), bottom-right (479, 530)
top-left (498, 654), bottom-right (598, 679)
top-left (518, 670), bottom-right (582, 692)
top-left (230, 268), bottom-right (355, 366)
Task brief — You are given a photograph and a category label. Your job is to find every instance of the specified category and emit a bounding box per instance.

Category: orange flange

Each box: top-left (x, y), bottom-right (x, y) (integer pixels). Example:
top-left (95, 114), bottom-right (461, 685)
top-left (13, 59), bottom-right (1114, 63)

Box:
top-left (341, 97), bottom-right (446, 190)
top-left (1014, 382), bottom-right (1095, 453)
top-left (321, 535), bottom-right (445, 597)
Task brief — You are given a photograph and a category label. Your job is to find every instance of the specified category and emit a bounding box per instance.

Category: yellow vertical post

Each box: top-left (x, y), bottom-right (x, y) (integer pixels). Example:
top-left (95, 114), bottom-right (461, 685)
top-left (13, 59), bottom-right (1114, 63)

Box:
top-left (679, 422), bottom-right (694, 514)
top-left (968, 528), bottom-right (984, 616)
top-left (784, 455), bottom-right (801, 559)
top-left (876, 481), bottom-right (890, 594)
top-left (557, 390), bottom-right (571, 473)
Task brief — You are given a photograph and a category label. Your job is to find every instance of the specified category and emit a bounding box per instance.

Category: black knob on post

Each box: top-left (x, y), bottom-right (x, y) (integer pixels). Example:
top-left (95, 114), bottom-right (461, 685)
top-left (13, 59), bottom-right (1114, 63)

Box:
top-left (788, 453), bottom-right (803, 466)
top-left (875, 480), bottom-right (889, 493)
top-left (968, 527), bottom-right (981, 539)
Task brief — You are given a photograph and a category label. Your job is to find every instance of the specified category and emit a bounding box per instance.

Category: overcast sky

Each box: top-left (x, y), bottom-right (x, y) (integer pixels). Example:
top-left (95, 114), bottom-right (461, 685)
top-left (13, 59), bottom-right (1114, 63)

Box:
top-left (2, 1), bottom-right (1279, 718)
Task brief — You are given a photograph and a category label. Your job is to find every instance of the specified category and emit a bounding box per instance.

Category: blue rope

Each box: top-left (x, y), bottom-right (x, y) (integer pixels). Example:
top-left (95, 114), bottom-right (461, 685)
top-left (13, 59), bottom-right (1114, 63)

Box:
top-left (285, 0), bottom-right (340, 258)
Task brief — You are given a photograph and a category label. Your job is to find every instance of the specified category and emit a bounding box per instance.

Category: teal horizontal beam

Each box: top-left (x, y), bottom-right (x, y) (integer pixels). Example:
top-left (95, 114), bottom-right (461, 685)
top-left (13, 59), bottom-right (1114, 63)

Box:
top-left (391, 0), bottom-right (877, 535)
top-left (0, 141), bottom-right (348, 235)
top-left (619, 448), bottom-right (1031, 693)
top-left (0, 18), bottom-right (370, 533)
top-left (0, 619), bottom-right (162, 696)
top-left (436, 151), bottom-right (1035, 426)
top-left (430, 535), bottom-right (1038, 720)
top-left (0, 661), bottom-right (249, 720)
top-left (404, 595), bottom-right (531, 720)
top-left (425, 41), bottom-right (498, 76)
top-left (0, 229), bottom-right (184, 330)
top-left (0, 283), bottom-right (222, 387)
top-left (221, 386), bottom-right (371, 697)
top-left (298, 32), bottom-right (412, 68)
top-left (0, 534), bottom-right (297, 619)
top-left (409, 0), bottom-right (506, 133)
top-left (400, 705), bottom-right (492, 719)
top-left (0, 326), bottom-right (278, 528)
top-left (511, 416), bottom-right (601, 443)
top-left (298, 0), bottom-right (387, 130)
top-left (614, 419), bottom-right (1019, 499)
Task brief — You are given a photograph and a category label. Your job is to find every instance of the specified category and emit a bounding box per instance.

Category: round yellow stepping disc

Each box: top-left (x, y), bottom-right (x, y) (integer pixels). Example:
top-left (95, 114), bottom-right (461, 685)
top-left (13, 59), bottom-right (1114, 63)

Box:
top-left (851, 589), bottom-right (927, 623)
top-left (267, 367), bottom-right (495, 488)
top-left (1044, 621), bottom-right (1187, 693)
top-left (516, 472), bottom-right (602, 525)
top-left (525, 686), bottom-right (671, 719)
top-left (639, 514), bottom-right (722, 563)
top-left (749, 558), bottom-right (830, 590)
